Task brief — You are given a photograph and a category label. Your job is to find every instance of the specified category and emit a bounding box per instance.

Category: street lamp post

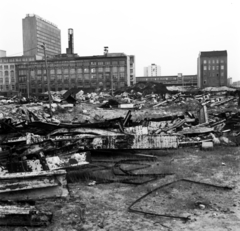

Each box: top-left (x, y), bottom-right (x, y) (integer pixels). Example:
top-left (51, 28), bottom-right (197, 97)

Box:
top-left (41, 43), bottom-right (52, 117)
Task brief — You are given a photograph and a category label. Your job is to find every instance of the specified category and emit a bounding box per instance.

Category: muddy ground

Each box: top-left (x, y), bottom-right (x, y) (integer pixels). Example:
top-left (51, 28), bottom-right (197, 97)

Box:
top-left (2, 145), bottom-right (240, 231)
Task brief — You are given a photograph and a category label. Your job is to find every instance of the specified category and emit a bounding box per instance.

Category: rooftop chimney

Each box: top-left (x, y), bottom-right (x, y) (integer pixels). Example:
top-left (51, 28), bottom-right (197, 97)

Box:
top-left (104, 46), bottom-right (108, 55)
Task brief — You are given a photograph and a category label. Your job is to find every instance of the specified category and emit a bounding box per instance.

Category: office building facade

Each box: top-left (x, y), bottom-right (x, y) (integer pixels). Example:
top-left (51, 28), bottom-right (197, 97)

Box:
top-left (197, 50), bottom-right (227, 88)
top-left (144, 64), bottom-right (161, 76)
top-left (16, 53), bottom-right (135, 95)
top-left (136, 74), bottom-right (197, 86)
top-left (22, 14), bottom-right (61, 58)
top-left (0, 55), bottom-right (41, 95)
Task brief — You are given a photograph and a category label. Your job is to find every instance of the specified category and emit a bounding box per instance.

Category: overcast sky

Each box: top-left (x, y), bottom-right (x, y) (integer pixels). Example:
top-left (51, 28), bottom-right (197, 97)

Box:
top-left (0, 0), bottom-right (239, 81)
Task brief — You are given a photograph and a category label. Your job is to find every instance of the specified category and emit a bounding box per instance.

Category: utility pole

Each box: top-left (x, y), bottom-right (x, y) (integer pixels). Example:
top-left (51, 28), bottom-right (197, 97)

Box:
top-left (41, 43), bottom-right (52, 117)
top-left (111, 74), bottom-right (113, 96)
top-left (27, 64), bottom-right (30, 99)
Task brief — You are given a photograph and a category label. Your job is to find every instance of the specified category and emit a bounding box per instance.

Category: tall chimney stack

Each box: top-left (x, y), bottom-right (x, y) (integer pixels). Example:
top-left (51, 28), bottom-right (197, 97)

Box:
top-left (66, 28), bottom-right (74, 54)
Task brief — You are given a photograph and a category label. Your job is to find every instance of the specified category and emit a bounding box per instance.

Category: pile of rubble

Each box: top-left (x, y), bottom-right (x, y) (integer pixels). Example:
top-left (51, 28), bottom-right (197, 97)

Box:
top-left (0, 83), bottom-right (240, 227)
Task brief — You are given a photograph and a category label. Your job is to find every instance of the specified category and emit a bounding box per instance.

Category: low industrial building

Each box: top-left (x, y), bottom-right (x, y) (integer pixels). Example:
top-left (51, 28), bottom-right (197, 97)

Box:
top-left (136, 74), bottom-right (197, 86)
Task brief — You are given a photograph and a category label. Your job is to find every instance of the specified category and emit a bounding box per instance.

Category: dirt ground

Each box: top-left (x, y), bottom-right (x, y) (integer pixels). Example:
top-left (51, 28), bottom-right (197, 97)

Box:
top-left (2, 145), bottom-right (240, 231)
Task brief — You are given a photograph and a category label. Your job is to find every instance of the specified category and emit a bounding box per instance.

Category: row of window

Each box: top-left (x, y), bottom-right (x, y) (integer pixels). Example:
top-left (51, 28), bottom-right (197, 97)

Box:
top-left (0, 85), bottom-right (15, 90)
top-left (203, 71), bottom-right (224, 77)
top-left (19, 73), bottom-right (126, 82)
top-left (36, 21), bottom-right (60, 35)
top-left (203, 59), bottom-right (225, 64)
top-left (36, 40), bottom-right (61, 52)
top-left (0, 58), bottom-right (34, 63)
top-left (29, 78), bottom-right (124, 84)
top-left (0, 71), bottom-right (15, 77)
top-left (37, 36), bottom-right (61, 49)
top-left (18, 60), bottom-right (126, 69)
top-left (37, 30), bottom-right (61, 43)
top-left (19, 67), bottom-right (126, 75)
top-left (0, 78), bottom-right (15, 83)
top-left (0, 65), bottom-right (15, 70)
top-left (203, 65), bottom-right (224, 71)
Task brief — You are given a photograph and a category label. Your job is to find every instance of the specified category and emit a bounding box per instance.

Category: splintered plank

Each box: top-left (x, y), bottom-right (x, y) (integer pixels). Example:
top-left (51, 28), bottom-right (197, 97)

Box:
top-left (0, 177), bottom-right (59, 193)
top-left (0, 169), bottom-right (66, 179)
top-left (179, 127), bottom-right (214, 135)
top-left (50, 128), bottom-right (125, 136)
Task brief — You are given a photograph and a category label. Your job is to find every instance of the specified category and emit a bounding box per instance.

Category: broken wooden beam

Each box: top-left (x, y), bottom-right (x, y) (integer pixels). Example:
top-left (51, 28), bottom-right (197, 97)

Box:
top-left (179, 127), bottom-right (214, 135)
top-left (79, 135), bottom-right (178, 150)
top-left (0, 170), bottom-right (69, 200)
top-left (210, 97), bottom-right (235, 107)
top-left (49, 128), bottom-right (125, 136)
top-left (0, 204), bottom-right (52, 226)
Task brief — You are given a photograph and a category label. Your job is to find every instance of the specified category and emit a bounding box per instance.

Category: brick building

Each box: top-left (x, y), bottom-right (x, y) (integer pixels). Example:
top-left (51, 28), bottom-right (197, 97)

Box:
top-left (197, 50), bottom-right (227, 88)
top-left (0, 55), bottom-right (41, 95)
top-left (16, 52), bottom-right (135, 95)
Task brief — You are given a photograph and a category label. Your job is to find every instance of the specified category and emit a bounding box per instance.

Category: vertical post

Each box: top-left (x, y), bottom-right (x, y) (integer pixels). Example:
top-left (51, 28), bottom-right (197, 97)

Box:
top-left (111, 74), bottom-right (113, 96)
top-left (27, 64), bottom-right (30, 99)
top-left (41, 43), bottom-right (52, 117)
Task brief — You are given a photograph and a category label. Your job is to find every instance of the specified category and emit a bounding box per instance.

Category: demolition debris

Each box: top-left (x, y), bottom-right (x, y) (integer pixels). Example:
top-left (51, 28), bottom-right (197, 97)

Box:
top-left (0, 84), bottom-right (240, 227)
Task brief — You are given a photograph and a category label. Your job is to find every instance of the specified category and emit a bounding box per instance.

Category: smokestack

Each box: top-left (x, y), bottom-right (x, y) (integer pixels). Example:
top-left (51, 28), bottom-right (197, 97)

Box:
top-left (66, 28), bottom-right (74, 54)
top-left (104, 46), bottom-right (108, 55)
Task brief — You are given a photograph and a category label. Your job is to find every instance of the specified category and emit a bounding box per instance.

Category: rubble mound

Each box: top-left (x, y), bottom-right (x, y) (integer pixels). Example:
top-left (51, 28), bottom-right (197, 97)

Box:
top-left (115, 82), bottom-right (170, 96)
top-left (202, 86), bottom-right (236, 92)
top-left (99, 98), bottom-right (120, 108)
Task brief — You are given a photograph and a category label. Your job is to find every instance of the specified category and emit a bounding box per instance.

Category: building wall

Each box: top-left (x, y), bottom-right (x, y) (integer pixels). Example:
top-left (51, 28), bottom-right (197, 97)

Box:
top-left (0, 50), bottom-right (6, 58)
top-left (0, 64), bottom-right (16, 92)
top-left (127, 55), bottom-right (135, 86)
top-left (198, 51), bottom-right (227, 88)
top-left (144, 64), bottom-right (161, 76)
top-left (16, 54), bottom-right (135, 95)
top-left (232, 81), bottom-right (240, 88)
top-left (0, 55), bottom-right (40, 95)
top-left (22, 14), bottom-right (61, 58)
top-left (227, 77), bottom-right (232, 86)
top-left (197, 56), bottom-right (201, 88)
top-left (22, 16), bottom-right (38, 56)
top-left (136, 75), bottom-right (197, 86)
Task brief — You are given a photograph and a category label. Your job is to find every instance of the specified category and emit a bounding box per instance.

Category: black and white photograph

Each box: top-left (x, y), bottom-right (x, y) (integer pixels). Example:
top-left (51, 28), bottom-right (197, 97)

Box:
top-left (0, 0), bottom-right (240, 230)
